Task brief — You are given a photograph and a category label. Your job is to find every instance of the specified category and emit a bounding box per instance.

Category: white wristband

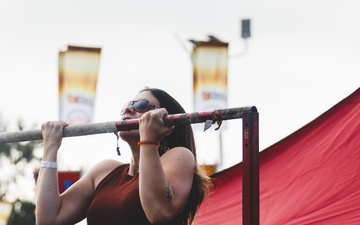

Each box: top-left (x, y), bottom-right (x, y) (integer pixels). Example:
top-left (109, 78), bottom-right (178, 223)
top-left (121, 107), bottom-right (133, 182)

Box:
top-left (41, 161), bottom-right (58, 169)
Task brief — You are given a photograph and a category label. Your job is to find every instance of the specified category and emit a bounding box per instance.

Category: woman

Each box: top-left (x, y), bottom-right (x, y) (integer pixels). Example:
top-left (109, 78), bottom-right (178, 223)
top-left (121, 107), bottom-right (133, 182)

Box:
top-left (36, 87), bottom-right (211, 225)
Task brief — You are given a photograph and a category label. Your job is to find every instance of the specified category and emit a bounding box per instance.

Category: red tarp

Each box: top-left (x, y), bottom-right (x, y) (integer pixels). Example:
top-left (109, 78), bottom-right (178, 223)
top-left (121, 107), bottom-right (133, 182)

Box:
top-left (196, 88), bottom-right (360, 225)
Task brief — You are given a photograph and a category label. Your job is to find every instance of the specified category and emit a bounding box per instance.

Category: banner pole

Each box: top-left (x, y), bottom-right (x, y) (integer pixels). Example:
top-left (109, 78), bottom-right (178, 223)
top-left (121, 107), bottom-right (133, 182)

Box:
top-left (0, 106), bottom-right (256, 144)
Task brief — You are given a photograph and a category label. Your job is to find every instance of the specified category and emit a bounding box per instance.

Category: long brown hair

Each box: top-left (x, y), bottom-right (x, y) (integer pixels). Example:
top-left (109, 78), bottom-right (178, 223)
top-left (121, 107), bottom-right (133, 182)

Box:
top-left (143, 87), bottom-right (212, 225)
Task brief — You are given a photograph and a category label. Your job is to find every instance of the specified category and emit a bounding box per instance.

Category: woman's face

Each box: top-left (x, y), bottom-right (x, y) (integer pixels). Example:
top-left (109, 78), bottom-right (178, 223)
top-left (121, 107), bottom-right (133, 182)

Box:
top-left (119, 90), bottom-right (160, 140)
top-left (121, 90), bottom-right (160, 119)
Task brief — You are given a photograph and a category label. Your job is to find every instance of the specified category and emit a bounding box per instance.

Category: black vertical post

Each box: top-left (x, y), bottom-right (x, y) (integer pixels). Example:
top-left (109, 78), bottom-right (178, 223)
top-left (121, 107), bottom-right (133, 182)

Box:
top-left (242, 109), bottom-right (259, 225)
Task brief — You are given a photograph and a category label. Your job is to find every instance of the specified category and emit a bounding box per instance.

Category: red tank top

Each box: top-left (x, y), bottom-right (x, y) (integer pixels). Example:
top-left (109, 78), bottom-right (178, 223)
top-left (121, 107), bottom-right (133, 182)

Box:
top-left (87, 164), bottom-right (180, 225)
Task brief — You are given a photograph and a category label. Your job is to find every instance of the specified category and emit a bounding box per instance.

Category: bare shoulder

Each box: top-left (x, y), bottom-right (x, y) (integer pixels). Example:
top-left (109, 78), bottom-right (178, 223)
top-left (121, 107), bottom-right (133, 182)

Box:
top-left (161, 147), bottom-right (195, 170)
top-left (85, 159), bottom-right (124, 189)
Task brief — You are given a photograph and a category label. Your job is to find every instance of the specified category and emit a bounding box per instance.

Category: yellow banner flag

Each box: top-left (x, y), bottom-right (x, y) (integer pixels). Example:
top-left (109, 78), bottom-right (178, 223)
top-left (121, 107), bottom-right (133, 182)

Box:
top-left (192, 41), bottom-right (228, 130)
top-left (59, 45), bottom-right (101, 125)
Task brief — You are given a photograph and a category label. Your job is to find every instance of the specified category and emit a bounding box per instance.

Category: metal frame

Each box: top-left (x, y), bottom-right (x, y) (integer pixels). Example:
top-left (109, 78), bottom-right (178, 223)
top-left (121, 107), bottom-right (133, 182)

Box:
top-left (0, 106), bottom-right (260, 225)
top-left (242, 108), bottom-right (259, 225)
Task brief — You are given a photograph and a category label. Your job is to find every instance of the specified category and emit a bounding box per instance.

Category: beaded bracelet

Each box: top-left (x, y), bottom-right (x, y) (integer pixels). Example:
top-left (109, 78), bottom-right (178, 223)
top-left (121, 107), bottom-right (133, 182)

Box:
top-left (137, 140), bottom-right (160, 147)
top-left (41, 161), bottom-right (58, 169)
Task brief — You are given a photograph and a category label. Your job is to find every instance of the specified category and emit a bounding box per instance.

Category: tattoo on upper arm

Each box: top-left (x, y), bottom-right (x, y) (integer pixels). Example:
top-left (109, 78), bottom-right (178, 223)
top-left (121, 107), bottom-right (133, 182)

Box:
top-left (166, 180), bottom-right (174, 203)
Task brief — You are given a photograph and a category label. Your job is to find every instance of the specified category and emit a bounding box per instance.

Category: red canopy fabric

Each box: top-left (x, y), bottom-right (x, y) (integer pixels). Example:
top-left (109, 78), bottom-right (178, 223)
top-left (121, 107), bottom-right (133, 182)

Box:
top-left (196, 88), bottom-right (360, 225)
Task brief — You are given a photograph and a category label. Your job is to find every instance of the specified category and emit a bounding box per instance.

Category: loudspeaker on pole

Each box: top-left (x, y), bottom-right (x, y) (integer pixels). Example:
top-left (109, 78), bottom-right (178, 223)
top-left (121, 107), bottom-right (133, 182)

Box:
top-left (242, 19), bottom-right (251, 39)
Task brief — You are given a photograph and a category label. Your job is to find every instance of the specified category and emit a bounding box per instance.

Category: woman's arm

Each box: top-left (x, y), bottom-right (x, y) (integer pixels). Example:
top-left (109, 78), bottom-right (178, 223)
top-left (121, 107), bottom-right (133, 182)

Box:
top-left (35, 121), bottom-right (94, 225)
top-left (35, 121), bottom-right (121, 225)
top-left (138, 109), bottom-right (195, 224)
top-left (139, 146), bottom-right (195, 224)
top-left (35, 121), bottom-right (67, 224)
top-left (36, 168), bottom-right (95, 225)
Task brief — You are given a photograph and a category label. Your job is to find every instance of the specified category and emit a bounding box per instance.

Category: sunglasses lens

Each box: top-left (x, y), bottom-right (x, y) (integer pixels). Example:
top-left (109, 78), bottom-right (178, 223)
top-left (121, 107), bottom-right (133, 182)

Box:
top-left (133, 99), bottom-right (150, 112)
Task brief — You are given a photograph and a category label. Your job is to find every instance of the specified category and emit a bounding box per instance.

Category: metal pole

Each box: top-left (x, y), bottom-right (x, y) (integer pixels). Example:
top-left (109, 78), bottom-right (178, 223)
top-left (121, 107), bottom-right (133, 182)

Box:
top-left (242, 109), bottom-right (259, 225)
top-left (0, 106), bottom-right (256, 144)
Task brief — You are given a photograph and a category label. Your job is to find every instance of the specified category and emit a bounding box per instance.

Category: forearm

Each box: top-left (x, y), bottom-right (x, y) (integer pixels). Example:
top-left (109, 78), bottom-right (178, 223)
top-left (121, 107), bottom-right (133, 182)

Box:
top-left (35, 148), bottom-right (62, 224)
top-left (139, 145), bottom-right (176, 223)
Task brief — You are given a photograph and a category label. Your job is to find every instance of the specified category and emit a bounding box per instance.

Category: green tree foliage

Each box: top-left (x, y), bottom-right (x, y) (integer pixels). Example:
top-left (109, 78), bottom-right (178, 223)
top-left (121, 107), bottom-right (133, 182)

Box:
top-left (0, 115), bottom-right (42, 224)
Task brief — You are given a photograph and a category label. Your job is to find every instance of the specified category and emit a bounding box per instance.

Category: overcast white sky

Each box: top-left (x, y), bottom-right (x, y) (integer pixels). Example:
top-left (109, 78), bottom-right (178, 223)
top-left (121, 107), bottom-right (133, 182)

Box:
top-left (1, 0), bottom-right (360, 202)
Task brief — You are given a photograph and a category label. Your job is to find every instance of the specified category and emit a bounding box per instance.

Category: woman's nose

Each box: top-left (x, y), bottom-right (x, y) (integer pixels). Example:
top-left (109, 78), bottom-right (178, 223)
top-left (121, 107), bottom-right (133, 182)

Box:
top-left (122, 104), bottom-right (135, 115)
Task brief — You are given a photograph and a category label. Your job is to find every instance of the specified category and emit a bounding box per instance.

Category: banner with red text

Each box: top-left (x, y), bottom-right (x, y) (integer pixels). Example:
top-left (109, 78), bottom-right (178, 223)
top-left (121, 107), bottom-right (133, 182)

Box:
top-left (59, 45), bottom-right (101, 125)
top-left (192, 41), bottom-right (228, 130)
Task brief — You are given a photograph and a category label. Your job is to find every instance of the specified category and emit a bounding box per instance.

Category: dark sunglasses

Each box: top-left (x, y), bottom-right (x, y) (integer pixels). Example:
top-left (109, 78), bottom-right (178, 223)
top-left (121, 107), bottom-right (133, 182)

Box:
top-left (122, 99), bottom-right (156, 114)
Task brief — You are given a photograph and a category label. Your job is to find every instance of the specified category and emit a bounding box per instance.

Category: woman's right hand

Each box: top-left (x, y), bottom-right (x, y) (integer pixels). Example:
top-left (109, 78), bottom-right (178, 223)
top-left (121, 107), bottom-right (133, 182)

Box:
top-left (139, 108), bottom-right (174, 143)
top-left (41, 121), bottom-right (68, 156)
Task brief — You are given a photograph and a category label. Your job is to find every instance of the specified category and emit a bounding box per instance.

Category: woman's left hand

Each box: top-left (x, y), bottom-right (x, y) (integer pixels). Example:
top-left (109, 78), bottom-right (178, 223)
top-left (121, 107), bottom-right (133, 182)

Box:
top-left (139, 108), bottom-right (174, 142)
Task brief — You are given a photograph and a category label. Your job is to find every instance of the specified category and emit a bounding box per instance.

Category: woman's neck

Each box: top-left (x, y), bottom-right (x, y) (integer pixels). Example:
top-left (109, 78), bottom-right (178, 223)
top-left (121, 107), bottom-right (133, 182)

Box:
top-left (128, 146), bottom-right (140, 175)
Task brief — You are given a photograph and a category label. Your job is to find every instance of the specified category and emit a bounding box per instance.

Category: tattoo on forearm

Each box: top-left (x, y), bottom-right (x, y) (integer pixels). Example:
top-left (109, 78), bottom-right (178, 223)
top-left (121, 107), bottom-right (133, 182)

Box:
top-left (166, 180), bottom-right (174, 202)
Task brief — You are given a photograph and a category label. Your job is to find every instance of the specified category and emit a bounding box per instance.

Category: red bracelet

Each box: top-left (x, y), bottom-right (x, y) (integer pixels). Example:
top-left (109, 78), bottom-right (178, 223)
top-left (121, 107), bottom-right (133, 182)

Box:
top-left (137, 140), bottom-right (160, 147)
